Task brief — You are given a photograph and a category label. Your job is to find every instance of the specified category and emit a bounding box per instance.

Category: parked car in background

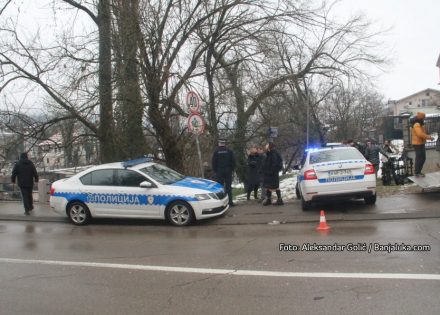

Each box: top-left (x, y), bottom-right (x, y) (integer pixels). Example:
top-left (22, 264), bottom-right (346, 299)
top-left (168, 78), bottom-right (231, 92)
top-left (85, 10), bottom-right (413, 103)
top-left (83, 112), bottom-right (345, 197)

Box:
top-left (50, 158), bottom-right (229, 226)
top-left (295, 146), bottom-right (377, 210)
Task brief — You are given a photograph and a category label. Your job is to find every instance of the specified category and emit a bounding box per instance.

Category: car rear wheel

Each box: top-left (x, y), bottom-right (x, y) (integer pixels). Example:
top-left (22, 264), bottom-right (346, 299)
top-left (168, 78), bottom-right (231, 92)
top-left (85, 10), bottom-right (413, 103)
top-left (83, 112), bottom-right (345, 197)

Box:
top-left (295, 183), bottom-right (301, 200)
top-left (364, 194), bottom-right (377, 205)
top-left (67, 201), bottom-right (91, 225)
top-left (301, 196), bottom-right (312, 211)
top-left (166, 201), bottom-right (195, 226)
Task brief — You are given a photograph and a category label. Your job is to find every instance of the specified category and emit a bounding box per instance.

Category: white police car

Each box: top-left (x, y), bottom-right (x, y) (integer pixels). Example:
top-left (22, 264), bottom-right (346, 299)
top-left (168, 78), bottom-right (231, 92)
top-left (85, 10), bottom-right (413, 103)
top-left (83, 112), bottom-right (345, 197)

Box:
top-left (295, 146), bottom-right (377, 210)
top-left (50, 158), bottom-right (229, 226)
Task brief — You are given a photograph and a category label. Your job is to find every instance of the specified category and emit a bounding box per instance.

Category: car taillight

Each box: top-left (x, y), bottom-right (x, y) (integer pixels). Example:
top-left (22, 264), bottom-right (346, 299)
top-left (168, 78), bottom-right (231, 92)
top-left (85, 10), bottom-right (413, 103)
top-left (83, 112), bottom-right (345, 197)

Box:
top-left (304, 169), bottom-right (317, 180)
top-left (364, 163), bottom-right (375, 175)
top-left (50, 186), bottom-right (55, 196)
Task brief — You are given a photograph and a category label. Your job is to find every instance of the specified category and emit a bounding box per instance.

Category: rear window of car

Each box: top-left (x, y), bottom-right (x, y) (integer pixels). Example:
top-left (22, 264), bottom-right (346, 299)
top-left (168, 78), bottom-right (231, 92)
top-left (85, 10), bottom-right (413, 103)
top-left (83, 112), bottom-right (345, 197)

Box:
top-left (309, 149), bottom-right (364, 164)
top-left (80, 169), bottom-right (114, 186)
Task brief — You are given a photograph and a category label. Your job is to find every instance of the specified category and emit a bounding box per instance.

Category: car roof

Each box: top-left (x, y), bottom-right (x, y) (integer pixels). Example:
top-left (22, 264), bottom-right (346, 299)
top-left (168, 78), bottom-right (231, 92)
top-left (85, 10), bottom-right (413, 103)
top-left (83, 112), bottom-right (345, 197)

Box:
top-left (80, 157), bottom-right (157, 172)
top-left (306, 146), bottom-right (354, 153)
top-left (91, 161), bottom-right (155, 170)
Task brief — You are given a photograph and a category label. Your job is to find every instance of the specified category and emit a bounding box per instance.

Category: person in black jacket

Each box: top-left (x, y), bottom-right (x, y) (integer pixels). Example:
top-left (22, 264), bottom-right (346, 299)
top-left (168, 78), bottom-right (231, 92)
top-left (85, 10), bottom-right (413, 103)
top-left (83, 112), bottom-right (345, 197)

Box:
top-left (246, 148), bottom-right (260, 200)
top-left (212, 139), bottom-right (236, 206)
top-left (11, 152), bottom-right (39, 215)
top-left (262, 143), bottom-right (283, 206)
top-left (256, 146), bottom-right (266, 203)
top-left (364, 139), bottom-right (381, 176)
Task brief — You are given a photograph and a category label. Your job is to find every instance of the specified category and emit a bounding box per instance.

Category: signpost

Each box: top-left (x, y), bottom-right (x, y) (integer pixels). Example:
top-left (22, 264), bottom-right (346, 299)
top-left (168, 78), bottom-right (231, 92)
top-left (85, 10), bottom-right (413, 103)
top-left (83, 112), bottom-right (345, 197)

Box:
top-left (186, 91), bottom-right (201, 113)
top-left (187, 113), bottom-right (205, 135)
top-left (186, 91), bottom-right (205, 177)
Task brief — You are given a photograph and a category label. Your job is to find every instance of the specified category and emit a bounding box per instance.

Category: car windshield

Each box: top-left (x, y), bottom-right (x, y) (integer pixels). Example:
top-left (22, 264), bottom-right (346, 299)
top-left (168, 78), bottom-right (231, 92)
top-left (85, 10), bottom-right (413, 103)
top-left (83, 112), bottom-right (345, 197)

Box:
top-left (309, 149), bottom-right (364, 165)
top-left (139, 164), bottom-right (185, 185)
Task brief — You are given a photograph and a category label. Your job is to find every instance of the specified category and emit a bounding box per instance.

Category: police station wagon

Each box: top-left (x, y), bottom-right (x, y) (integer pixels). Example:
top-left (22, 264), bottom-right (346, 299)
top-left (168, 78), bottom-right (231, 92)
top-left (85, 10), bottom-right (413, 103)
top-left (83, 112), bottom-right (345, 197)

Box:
top-left (49, 158), bottom-right (229, 226)
top-left (295, 146), bottom-right (377, 210)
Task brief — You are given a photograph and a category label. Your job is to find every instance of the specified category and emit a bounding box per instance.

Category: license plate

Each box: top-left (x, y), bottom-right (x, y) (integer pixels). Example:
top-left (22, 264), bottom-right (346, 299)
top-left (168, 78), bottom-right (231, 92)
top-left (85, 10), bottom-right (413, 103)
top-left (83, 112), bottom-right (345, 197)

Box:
top-left (328, 169), bottom-right (352, 177)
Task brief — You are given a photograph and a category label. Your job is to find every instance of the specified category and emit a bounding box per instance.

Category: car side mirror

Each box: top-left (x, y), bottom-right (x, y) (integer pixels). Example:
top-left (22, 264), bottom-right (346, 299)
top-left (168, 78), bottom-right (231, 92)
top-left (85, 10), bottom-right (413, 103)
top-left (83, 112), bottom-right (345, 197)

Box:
top-left (140, 181), bottom-right (154, 188)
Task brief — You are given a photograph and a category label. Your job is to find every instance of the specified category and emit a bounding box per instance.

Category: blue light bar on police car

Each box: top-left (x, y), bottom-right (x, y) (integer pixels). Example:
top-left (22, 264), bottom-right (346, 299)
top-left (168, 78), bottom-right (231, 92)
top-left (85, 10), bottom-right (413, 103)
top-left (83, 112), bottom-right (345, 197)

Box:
top-left (122, 157), bottom-right (152, 168)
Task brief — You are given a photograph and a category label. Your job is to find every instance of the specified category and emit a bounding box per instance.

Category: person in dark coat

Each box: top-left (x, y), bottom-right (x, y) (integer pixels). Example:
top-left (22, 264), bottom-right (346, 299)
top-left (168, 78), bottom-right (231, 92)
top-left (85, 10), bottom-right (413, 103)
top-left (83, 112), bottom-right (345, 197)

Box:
top-left (246, 148), bottom-right (260, 200)
top-left (212, 139), bottom-right (236, 206)
top-left (202, 161), bottom-right (215, 181)
top-left (256, 146), bottom-right (266, 203)
top-left (11, 152), bottom-right (39, 215)
top-left (347, 139), bottom-right (365, 156)
top-left (364, 139), bottom-right (381, 176)
top-left (262, 143), bottom-right (283, 206)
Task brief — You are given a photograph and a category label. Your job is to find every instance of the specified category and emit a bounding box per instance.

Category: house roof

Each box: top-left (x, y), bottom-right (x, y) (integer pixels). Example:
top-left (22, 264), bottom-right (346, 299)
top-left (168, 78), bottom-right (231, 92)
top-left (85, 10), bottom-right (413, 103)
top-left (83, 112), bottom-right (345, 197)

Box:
top-left (396, 88), bottom-right (440, 103)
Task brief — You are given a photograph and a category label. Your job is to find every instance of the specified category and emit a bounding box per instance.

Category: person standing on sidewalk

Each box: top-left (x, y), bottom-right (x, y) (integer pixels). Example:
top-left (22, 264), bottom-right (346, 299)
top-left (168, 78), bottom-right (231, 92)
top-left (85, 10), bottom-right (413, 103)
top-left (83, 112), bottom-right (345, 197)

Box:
top-left (411, 112), bottom-right (433, 177)
top-left (364, 139), bottom-right (381, 176)
top-left (246, 148), bottom-right (260, 200)
top-left (262, 142), bottom-right (284, 206)
top-left (256, 146), bottom-right (266, 203)
top-left (212, 139), bottom-right (236, 206)
top-left (11, 152), bottom-right (39, 215)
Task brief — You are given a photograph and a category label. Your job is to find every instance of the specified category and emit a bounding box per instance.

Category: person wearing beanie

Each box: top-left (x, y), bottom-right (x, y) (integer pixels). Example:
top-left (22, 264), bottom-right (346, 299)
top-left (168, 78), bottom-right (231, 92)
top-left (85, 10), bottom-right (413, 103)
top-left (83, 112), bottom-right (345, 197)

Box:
top-left (411, 112), bottom-right (433, 177)
top-left (11, 152), bottom-right (39, 215)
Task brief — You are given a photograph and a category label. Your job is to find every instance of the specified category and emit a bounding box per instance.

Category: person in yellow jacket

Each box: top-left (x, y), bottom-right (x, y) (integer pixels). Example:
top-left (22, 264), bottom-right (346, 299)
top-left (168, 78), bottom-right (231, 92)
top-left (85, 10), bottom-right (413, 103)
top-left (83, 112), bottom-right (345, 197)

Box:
top-left (411, 112), bottom-right (433, 177)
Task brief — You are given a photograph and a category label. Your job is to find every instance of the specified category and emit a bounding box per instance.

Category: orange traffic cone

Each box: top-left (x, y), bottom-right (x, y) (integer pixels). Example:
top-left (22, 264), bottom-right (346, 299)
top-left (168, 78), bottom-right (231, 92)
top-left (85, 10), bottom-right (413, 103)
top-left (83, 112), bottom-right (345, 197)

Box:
top-left (316, 210), bottom-right (330, 231)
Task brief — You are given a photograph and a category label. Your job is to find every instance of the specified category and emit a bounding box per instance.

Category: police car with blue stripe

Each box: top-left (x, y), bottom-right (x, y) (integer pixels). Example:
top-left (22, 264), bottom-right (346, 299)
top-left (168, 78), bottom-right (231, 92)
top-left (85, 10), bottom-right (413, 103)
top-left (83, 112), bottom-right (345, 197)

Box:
top-left (295, 146), bottom-right (377, 210)
top-left (50, 158), bottom-right (229, 226)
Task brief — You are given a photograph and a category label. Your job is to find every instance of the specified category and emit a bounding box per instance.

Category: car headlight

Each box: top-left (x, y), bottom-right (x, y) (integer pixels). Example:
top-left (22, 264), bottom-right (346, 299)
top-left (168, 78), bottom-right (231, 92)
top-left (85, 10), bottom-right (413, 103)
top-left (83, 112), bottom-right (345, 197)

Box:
top-left (195, 194), bottom-right (212, 201)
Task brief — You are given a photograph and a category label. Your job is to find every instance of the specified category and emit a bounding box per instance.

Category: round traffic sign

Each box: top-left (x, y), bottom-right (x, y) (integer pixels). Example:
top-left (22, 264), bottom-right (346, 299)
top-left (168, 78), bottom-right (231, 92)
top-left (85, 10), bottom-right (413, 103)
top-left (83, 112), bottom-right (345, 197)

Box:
top-left (187, 113), bottom-right (205, 135)
top-left (186, 91), bottom-right (200, 113)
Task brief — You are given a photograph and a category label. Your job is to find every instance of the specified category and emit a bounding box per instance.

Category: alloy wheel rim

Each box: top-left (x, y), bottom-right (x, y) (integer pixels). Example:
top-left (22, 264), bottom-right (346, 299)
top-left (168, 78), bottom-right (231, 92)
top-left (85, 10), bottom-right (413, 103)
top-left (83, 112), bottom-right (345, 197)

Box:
top-left (170, 205), bottom-right (189, 225)
top-left (71, 205), bottom-right (86, 224)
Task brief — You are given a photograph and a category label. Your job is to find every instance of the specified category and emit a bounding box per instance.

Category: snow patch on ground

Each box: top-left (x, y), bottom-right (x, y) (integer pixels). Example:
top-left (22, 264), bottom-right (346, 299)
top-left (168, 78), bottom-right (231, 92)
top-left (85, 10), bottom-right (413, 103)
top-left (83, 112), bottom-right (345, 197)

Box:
top-left (234, 174), bottom-right (298, 201)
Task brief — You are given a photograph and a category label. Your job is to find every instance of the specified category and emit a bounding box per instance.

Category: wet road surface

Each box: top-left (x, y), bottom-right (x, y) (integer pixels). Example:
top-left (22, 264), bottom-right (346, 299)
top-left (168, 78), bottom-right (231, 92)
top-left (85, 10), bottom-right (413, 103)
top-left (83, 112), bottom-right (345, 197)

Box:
top-left (0, 219), bottom-right (439, 314)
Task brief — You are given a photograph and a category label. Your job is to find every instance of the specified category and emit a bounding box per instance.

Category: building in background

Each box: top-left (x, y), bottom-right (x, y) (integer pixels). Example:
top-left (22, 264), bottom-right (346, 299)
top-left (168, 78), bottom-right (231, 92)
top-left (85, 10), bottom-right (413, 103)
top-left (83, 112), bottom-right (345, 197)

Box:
top-left (391, 88), bottom-right (440, 116)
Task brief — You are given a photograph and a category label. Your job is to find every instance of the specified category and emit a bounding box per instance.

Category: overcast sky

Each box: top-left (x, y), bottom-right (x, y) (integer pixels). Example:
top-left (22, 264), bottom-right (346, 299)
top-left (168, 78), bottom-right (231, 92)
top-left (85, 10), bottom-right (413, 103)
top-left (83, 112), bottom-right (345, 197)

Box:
top-left (4, 0), bottom-right (440, 104)
top-left (337, 0), bottom-right (440, 100)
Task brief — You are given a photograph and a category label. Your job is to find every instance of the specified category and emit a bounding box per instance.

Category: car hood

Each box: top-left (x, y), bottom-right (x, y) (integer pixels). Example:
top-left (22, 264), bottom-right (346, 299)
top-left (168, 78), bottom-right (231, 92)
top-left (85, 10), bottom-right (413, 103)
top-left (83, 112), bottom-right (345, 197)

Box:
top-left (170, 177), bottom-right (223, 193)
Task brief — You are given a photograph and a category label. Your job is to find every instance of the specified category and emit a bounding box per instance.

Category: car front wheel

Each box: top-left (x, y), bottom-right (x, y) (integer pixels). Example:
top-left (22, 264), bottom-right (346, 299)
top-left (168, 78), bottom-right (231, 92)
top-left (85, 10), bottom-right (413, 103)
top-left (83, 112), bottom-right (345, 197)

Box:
top-left (166, 201), bottom-right (195, 226)
top-left (67, 201), bottom-right (91, 225)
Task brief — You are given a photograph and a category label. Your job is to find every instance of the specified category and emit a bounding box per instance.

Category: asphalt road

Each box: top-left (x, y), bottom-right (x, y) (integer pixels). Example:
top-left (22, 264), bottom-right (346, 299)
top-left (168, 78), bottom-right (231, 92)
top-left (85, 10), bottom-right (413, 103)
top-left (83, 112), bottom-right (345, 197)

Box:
top-left (0, 218), bottom-right (439, 315)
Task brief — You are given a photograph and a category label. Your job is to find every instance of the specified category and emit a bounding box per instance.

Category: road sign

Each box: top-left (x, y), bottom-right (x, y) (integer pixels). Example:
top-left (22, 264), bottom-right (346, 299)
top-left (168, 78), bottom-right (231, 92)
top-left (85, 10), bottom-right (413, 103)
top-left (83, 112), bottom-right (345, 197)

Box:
top-left (188, 113), bottom-right (205, 135)
top-left (186, 91), bottom-right (201, 113)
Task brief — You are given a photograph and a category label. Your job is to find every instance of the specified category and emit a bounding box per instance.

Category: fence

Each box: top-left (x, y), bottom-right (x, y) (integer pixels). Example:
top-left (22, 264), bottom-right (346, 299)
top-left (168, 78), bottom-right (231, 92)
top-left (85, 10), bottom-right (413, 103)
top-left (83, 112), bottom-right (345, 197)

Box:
top-left (0, 179), bottom-right (49, 202)
top-left (402, 115), bottom-right (440, 150)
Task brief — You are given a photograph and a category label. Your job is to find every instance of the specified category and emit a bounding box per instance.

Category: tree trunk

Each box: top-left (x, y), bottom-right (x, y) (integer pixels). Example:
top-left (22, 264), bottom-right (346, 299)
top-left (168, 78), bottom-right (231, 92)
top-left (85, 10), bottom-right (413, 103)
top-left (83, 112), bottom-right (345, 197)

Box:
top-left (115, 0), bottom-right (146, 159)
top-left (148, 105), bottom-right (184, 172)
top-left (98, 0), bottom-right (116, 163)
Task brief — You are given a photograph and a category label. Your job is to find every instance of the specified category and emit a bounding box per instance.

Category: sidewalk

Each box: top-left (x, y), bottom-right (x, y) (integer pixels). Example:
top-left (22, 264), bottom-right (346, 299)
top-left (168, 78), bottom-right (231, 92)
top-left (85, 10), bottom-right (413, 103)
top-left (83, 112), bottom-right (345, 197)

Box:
top-left (0, 201), bottom-right (67, 223)
top-left (1, 190), bottom-right (439, 225)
